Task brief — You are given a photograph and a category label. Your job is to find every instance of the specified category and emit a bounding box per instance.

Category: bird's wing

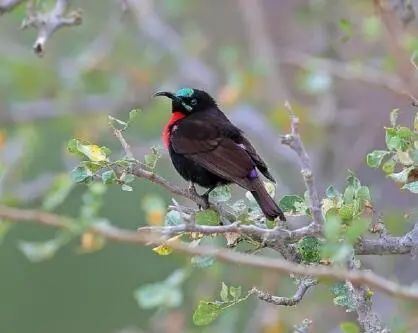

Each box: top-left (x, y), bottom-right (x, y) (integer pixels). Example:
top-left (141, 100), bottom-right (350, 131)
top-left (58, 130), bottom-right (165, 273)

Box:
top-left (237, 136), bottom-right (276, 183)
top-left (171, 115), bottom-right (255, 187)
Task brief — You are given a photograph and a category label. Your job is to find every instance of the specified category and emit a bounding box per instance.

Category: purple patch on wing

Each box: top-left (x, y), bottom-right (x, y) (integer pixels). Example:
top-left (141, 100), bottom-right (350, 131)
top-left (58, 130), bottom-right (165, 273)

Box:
top-left (248, 168), bottom-right (258, 179)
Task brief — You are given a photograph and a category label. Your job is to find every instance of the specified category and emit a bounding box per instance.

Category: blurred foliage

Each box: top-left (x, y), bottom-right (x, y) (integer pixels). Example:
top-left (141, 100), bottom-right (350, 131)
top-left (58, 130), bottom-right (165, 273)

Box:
top-left (1, 0), bottom-right (418, 332)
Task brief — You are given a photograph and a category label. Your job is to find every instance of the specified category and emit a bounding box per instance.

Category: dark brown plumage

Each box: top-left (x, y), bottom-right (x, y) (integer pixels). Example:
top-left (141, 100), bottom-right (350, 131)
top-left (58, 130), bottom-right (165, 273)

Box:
top-left (155, 88), bottom-right (285, 221)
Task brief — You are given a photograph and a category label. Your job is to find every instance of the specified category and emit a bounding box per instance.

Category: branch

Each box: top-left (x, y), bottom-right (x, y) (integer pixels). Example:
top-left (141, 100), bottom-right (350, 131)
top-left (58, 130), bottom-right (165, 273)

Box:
top-left (280, 51), bottom-right (408, 98)
top-left (0, 0), bottom-right (26, 14)
top-left (21, 0), bottom-right (82, 56)
top-left (137, 221), bottom-right (320, 248)
top-left (251, 278), bottom-right (317, 306)
top-left (356, 223), bottom-right (418, 256)
top-left (2, 205), bottom-right (418, 301)
top-left (281, 106), bottom-right (323, 227)
top-left (346, 255), bottom-right (389, 333)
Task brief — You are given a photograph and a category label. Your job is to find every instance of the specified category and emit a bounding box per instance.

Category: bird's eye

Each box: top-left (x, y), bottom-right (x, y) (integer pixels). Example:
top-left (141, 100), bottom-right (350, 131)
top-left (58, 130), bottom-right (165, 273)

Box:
top-left (190, 98), bottom-right (197, 106)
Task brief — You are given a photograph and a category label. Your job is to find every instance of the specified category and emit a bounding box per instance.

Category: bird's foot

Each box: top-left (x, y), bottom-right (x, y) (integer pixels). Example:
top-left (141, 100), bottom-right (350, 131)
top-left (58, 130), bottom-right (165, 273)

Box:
top-left (199, 192), bottom-right (210, 210)
top-left (188, 182), bottom-right (199, 197)
top-left (188, 182), bottom-right (210, 210)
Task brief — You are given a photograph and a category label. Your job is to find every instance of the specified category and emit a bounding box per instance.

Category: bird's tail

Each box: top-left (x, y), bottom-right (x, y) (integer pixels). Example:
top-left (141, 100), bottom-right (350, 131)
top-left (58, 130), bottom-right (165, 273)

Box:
top-left (251, 179), bottom-right (286, 221)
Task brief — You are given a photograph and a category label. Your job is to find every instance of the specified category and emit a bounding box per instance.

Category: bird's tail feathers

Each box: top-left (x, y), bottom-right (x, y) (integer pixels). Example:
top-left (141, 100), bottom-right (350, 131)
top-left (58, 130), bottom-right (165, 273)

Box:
top-left (251, 179), bottom-right (286, 221)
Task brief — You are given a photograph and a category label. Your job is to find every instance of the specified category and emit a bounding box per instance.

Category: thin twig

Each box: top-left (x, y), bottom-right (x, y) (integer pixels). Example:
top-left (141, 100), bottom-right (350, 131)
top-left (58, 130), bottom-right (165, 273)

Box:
top-left (251, 278), bottom-right (317, 306)
top-left (281, 104), bottom-right (323, 227)
top-left (21, 0), bottom-right (82, 56)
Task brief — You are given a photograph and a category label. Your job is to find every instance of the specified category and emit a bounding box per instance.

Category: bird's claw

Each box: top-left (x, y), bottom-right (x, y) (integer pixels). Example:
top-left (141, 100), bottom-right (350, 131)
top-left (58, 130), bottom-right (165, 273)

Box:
top-left (199, 192), bottom-right (210, 210)
top-left (188, 182), bottom-right (210, 209)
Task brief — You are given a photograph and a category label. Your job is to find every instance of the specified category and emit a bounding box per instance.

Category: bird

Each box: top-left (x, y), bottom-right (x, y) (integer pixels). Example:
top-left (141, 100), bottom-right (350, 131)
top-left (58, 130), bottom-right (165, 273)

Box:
top-left (154, 88), bottom-right (286, 221)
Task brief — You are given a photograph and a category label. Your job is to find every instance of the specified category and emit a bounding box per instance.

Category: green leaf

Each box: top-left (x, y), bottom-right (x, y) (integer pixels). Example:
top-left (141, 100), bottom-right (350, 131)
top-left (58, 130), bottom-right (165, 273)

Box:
top-left (209, 185), bottom-right (231, 202)
top-left (398, 126), bottom-right (413, 139)
top-left (121, 184), bottom-right (133, 192)
top-left (134, 269), bottom-right (187, 310)
top-left (345, 218), bottom-right (369, 243)
top-left (121, 173), bottom-right (135, 183)
top-left (229, 286), bottom-right (242, 301)
top-left (388, 167), bottom-right (413, 183)
top-left (402, 181), bottom-right (418, 193)
top-left (67, 138), bottom-right (82, 156)
top-left (340, 322), bottom-right (360, 333)
top-left (195, 209), bottom-right (219, 225)
top-left (134, 283), bottom-right (182, 309)
top-left (18, 239), bottom-right (62, 263)
top-left (100, 146), bottom-right (112, 157)
top-left (220, 282), bottom-right (229, 302)
top-left (70, 166), bottom-right (92, 183)
top-left (193, 301), bottom-right (222, 326)
top-left (129, 109), bottom-right (139, 122)
top-left (409, 149), bottom-right (418, 163)
top-left (331, 283), bottom-right (356, 312)
top-left (42, 175), bottom-right (73, 211)
top-left (191, 255), bottom-right (215, 268)
top-left (326, 185), bottom-right (340, 199)
top-left (144, 153), bottom-right (158, 169)
top-left (346, 172), bottom-right (361, 190)
top-left (366, 150), bottom-right (388, 168)
top-left (297, 236), bottom-right (322, 263)
top-left (278, 195), bottom-right (306, 214)
top-left (386, 127), bottom-right (402, 150)
top-left (324, 215), bottom-right (342, 242)
top-left (339, 204), bottom-right (354, 221)
top-left (356, 186), bottom-right (371, 203)
top-left (165, 211), bottom-right (183, 226)
top-left (343, 186), bottom-right (355, 204)
top-left (101, 170), bottom-right (116, 184)
top-left (390, 108), bottom-right (399, 127)
top-left (382, 157), bottom-right (396, 174)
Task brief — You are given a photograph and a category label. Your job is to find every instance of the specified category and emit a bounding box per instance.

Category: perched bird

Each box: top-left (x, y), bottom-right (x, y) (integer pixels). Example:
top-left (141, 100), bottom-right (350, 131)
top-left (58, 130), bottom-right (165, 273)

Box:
top-left (154, 88), bottom-right (286, 221)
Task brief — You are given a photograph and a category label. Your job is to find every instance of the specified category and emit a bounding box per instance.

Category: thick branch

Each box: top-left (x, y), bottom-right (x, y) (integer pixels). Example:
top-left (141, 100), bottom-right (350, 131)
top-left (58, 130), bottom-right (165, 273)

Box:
top-left (2, 205), bottom-right (418, 302)
top-left (356, 224), bottom-right (418, 256)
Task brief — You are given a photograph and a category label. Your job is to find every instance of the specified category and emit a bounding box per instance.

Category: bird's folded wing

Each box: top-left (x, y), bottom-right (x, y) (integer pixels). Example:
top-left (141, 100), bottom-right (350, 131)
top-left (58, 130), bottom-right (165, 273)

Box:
top-left (170, 118), bottom-right (222, 154)
top-left (171, 119), bottom-right (255, 187)
top-left (238, 136), bottom-right (275, 183)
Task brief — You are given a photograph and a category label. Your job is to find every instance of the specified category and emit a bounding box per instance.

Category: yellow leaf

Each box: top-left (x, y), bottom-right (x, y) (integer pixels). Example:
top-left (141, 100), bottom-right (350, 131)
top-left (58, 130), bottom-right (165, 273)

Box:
top-left (80, 231), bottom-right (105, 253)
top-left (146, 210), bottom-right (165, 226)
top-left (152, 244), bottom-right (173, 255)
top-left (79, 144), bottom-right (107, 162)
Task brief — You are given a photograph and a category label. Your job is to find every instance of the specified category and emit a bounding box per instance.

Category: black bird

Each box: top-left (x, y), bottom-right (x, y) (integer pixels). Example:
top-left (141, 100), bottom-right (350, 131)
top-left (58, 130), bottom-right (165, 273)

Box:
top-left (154, 88), bottom-right (286, 221)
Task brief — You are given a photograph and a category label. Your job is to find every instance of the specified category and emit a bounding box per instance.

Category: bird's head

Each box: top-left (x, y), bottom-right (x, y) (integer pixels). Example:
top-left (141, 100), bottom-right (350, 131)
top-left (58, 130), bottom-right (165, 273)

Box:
top-left (153, 88), bottom-right (217, 114)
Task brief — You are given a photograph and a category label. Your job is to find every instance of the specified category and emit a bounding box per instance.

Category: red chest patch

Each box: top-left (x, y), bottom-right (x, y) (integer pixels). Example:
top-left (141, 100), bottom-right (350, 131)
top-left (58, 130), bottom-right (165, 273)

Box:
top-left (162, 111), bottom-right (186, 149)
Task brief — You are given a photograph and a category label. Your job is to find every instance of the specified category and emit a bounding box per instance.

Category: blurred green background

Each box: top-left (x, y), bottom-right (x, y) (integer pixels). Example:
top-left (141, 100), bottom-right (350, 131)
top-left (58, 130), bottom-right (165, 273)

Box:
top-left (1, 0), bottom-right (418, 332)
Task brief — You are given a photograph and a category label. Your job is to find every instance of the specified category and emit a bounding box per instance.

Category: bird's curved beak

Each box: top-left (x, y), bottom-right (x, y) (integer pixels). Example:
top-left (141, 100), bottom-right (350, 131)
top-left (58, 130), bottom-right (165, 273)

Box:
top-left (153, 91), bottom-right (176, 100)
